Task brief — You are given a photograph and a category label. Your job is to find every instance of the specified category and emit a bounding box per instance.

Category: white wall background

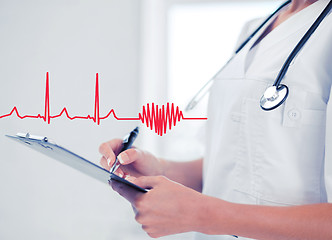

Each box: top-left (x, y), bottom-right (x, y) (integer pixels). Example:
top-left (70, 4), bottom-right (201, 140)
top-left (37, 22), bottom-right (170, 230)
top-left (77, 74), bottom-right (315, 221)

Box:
top-left (0, 0), bottom-right (145, 239)
top-left (0, 0), bottom-right (331, 240)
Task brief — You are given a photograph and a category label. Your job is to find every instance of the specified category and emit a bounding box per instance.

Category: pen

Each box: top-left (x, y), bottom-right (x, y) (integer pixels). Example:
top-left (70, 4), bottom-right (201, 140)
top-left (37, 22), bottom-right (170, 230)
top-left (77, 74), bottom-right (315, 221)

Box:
top-left (110, 126), bottom-right (139, 174)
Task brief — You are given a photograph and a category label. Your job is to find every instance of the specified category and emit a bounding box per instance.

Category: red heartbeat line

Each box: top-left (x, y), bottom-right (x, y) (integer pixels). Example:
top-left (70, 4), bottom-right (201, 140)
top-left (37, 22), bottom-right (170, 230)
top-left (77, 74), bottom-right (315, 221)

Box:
top-left (0, 72), bottom-right (207, 136)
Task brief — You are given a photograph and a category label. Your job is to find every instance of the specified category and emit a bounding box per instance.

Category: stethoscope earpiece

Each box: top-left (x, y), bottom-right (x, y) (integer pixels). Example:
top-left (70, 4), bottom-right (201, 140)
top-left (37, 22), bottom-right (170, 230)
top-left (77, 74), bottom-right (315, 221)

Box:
top-left (260, 84), bottom-right (289, 111)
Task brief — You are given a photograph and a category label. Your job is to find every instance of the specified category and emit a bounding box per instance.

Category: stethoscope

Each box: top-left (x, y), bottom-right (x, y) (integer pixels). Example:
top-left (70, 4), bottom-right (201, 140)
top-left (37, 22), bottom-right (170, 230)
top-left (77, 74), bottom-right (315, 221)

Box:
top-left (185, 0), bottom-right (332, 112)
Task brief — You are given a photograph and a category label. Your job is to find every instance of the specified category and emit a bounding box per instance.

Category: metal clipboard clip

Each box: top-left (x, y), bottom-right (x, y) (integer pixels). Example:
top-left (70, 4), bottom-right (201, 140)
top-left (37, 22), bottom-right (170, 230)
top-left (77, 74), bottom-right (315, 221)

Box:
top-left (15, 133), bottom-right (54, 150)
top-left (17, 132), bottom-right (48, 141)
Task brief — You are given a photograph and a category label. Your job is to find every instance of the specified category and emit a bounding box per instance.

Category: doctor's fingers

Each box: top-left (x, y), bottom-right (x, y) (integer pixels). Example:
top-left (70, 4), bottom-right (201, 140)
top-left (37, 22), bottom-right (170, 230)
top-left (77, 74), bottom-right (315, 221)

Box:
top-left (111, 178), bottom-right (143, 204)
top-left (117, 148), bottom-right (144, 165)
top-left (100, 156), bottom-right (111, 170)
top-left (135, 207), bottom-right (168, 238)
top-left (100, 156), bottom-right (124, 176)
top-left (99, 139), bottom-right (123, 168)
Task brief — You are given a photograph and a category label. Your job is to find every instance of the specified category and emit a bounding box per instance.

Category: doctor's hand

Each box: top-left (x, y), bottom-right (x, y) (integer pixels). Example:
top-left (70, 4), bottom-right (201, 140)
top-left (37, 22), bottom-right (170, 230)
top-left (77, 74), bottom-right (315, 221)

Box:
top-left (99, 139), bottom-right (164, 178)
top-left (113, 175), bottom-right (205, 238)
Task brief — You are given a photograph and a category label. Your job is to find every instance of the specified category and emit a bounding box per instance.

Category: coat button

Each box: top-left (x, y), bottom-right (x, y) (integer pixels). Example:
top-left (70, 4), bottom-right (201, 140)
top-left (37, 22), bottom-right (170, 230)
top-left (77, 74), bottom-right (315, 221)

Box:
top-left (288, 108), bottom-right (301, 120)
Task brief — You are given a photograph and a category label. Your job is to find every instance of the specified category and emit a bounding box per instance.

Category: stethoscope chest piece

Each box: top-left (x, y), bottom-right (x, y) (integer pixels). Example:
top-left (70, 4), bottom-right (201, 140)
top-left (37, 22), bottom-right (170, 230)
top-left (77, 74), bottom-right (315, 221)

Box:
top-left (260, 84), bottom-right (289, 111)
top-left (185, 0), bottom-right (332, 112)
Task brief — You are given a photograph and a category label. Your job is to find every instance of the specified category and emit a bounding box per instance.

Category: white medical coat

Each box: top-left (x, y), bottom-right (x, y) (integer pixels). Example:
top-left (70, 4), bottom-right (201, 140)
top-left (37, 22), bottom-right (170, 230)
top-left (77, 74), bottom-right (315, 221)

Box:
top-left (195, 1), bottom-right (332, 239)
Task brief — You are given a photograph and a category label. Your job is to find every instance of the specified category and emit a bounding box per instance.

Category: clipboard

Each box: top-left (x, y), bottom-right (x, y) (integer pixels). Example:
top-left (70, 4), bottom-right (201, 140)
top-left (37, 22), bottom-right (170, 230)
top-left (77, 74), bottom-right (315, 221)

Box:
top-left (6, 133), bottom-right (147, 193)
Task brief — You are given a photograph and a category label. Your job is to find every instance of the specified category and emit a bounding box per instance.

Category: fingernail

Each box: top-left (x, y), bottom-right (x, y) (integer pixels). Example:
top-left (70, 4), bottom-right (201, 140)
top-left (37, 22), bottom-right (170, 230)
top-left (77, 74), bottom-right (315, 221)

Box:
top-left (107, 158), bottom-right (112, 166)
top-left (118, 172), bottom-right (123, 178)
top-left (118, 154), bottom-right (127, 164)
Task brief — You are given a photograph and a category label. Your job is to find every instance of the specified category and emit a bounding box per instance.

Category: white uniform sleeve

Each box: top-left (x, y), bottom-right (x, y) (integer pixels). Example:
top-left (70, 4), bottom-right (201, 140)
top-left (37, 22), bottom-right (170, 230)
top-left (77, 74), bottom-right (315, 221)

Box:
top-left (326, 86), bottom-right (332, 202)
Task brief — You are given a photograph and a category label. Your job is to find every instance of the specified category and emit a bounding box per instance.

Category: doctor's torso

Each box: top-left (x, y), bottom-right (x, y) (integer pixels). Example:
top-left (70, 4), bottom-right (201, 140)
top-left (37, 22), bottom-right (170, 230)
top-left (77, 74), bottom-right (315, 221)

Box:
top-left (196, 1), bottom-right (332, 239)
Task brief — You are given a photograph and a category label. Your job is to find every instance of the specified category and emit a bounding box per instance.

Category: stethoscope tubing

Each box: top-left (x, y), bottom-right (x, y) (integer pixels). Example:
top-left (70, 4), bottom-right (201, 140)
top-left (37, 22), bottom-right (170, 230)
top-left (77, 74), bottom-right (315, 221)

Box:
top-left (185, 0), bottom-right (291, 112)
top-left (274, 0), bottom-right (332, 87)
top-left (185, 0), bottom-right (332, 112)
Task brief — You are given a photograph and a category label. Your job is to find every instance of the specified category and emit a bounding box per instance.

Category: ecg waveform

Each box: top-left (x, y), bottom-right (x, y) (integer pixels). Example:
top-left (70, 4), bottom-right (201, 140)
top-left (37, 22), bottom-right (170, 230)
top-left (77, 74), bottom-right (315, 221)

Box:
top-left (0, 72), bottom-right (207, 136)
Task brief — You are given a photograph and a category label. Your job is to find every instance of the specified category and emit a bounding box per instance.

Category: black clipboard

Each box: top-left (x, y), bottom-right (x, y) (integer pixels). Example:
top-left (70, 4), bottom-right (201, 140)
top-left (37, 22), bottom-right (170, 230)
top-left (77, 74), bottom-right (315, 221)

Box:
top-left (6, 133), bottom-right (147, 193)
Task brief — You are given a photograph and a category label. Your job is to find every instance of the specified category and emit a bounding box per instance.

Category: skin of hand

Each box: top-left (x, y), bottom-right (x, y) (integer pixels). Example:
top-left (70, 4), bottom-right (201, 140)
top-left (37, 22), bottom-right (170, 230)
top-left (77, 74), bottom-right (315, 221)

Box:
top-left (99, 138), bottom-right (332, 239)
top-left (99, 138), bottom-right (203, 191)
top-left (111, 175), bottom-right (207, 238)
top-left (111, 174), bottom-right (332, 240)
top-left (99, 139), bottom-right (165, 178)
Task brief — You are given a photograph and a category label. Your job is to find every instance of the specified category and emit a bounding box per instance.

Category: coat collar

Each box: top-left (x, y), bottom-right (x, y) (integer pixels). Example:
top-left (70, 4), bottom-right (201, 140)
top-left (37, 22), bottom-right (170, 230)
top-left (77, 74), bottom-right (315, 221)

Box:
top-left (244, 0), bottom-right (329, 72)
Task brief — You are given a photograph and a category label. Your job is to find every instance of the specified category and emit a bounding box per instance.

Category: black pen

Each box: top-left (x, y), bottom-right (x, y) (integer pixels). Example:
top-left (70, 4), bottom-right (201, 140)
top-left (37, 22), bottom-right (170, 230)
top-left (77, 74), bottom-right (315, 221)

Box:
top-left (110, 126), bottom-right (139, 174)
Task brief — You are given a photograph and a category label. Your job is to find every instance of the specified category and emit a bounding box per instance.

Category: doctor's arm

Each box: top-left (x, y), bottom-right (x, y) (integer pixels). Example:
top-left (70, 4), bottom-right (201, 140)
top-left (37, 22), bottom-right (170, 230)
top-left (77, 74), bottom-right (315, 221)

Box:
top-left (198, 197), bottom-right (332, 240)
top-left (113, 175), bottom-right (332, 239)
top-left (121, 93), bottom-right (332, 239)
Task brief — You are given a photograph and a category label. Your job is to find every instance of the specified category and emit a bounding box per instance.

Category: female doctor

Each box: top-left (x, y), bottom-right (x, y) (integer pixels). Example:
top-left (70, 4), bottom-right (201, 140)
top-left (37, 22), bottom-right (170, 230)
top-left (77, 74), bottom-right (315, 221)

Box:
top-left (99, 0), bottom-right (332, 239)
